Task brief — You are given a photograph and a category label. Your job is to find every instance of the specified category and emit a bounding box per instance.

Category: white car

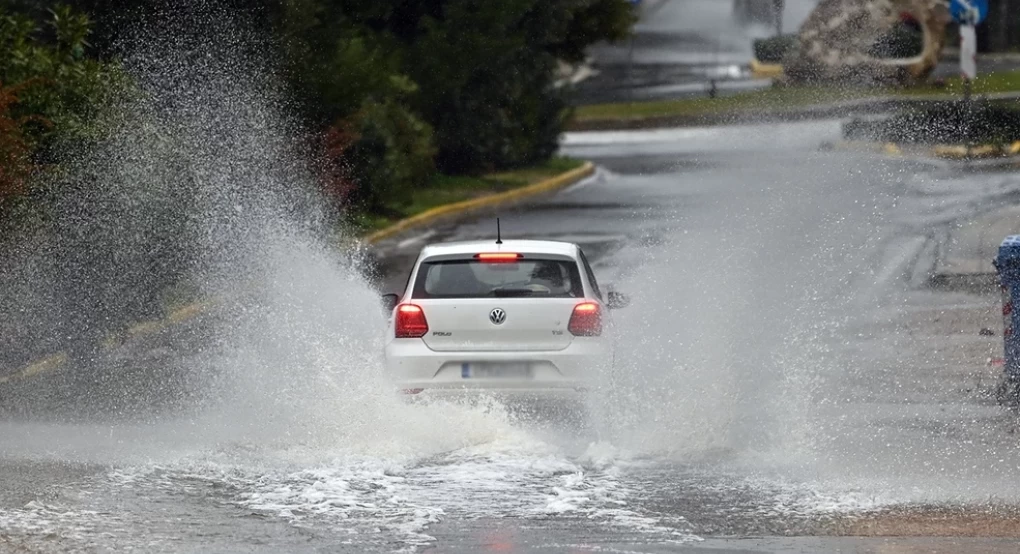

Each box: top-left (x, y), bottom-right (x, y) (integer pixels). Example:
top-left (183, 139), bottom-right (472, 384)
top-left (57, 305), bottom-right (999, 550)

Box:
top-left (381, 239), bottom-right (628, 398)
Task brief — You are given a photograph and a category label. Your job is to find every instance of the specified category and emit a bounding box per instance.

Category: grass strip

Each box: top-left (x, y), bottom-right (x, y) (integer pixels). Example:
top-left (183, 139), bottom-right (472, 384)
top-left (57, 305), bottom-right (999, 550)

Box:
top-left (572, 70), bottom-right (1020, 125)
top-left (352, 156), bottom-right (585, 233)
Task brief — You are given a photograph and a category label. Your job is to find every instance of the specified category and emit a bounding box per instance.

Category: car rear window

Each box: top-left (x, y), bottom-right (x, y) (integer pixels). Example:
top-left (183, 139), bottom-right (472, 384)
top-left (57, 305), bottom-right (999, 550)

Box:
top-left (412, 258), bottom-right (584, 299)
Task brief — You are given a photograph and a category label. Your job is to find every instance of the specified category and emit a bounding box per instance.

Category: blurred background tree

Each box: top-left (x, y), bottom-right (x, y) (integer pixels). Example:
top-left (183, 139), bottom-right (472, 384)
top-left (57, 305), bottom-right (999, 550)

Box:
top-left (1, 0), bottom-right (634, 211)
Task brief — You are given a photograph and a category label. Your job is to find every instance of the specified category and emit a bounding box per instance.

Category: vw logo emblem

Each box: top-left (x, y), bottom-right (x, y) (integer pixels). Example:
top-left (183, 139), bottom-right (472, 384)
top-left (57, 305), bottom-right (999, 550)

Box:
top-left (489, 308), bottom-right (507, 325)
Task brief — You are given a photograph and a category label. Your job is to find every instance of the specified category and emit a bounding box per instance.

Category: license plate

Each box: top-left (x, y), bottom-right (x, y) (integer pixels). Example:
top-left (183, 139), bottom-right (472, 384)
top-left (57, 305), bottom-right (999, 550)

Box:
top-left (461, 362), bottom-right (533, 379)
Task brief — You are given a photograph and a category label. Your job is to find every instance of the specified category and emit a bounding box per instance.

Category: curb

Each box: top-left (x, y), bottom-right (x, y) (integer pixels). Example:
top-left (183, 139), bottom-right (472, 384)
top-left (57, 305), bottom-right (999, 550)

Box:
top-left (750, 58), bottom-right (783, 79)
top-left (1, 162), bottom-right (596, 386)
top-left (931, 141), bottom-right (1020, 160)
top-left (101, 300), bottom-right (217, 350)
top-left (0, 300), bottom-right (217, 387)
top-left (363, 161), bottom-right (595, 244)
top-left (826, 139), bottom-right (1020, 160)
top-left (0, 353), bottom-right (68, 386)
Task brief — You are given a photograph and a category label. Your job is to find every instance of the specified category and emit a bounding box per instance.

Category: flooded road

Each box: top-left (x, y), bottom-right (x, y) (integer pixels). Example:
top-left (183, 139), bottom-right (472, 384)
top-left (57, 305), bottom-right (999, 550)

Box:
top-left (4, 119), bottom-right (1020, 552)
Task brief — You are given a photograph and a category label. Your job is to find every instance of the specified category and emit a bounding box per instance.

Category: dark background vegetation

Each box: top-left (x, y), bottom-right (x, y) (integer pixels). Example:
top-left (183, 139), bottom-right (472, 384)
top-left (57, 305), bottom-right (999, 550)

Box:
top-left (843, 100), bottom-right (1020, 145)
top-left (0, 0), bottom-right (634, 366)
top-left (0, 0), bottom-right (634, 217)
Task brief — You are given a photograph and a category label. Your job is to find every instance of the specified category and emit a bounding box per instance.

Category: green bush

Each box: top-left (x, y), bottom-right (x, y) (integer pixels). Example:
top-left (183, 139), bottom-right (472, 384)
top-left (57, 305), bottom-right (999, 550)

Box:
top-left (753, 34), bottom-right (797, 64)
top-left (0, 5), bottom-right (121, 152)
top-left (405, 0), bottom-right (607, 173)
top-left (344, 97), bottom-right (436, 212)
top-left (843, 101), bottom-right (1020, 144)
top-left (305, 0), bottom-right (633, 175)
top-left (271, 6), bottom-right (438, 209)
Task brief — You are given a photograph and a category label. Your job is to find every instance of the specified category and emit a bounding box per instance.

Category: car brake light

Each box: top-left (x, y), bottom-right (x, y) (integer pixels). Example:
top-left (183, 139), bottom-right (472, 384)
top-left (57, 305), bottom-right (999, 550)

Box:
top-left (475, 252), bottom-right (522, 262)
top-left (395, 304), bottom-right (429, 338)
top-left (568, 302), bottom-right (602, 336)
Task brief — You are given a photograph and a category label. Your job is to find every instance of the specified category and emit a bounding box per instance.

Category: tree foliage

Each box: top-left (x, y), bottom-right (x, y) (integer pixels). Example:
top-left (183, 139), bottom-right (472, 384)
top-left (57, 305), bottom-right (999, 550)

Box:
top-left (0, 4), bottom-right (123, 205)
top-left (1, 0), bottom-right (634, 206)
top-left (403, 0), bottom-right (563, 171)
top-left (0, 81), bottom-right (35, 202)
top-left (0, 2), bottom-right (125, 178)
top-left (286, 0), bottom-right (636, 174)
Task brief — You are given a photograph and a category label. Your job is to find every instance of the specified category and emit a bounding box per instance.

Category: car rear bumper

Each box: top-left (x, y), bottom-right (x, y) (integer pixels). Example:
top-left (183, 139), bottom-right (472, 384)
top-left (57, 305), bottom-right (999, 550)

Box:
top-left (384, 337), bottom-right (607, 393)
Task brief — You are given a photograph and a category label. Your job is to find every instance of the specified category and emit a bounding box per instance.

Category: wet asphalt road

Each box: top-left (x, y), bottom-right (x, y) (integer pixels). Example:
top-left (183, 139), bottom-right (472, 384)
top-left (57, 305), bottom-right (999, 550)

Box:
top-left (5, 120), bottom-right (1020, 552)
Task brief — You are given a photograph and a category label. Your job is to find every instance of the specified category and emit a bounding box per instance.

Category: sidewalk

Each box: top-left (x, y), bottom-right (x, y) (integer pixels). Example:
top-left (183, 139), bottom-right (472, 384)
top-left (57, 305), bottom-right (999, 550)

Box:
top-left (932, 205), bottom-right (1020, 292)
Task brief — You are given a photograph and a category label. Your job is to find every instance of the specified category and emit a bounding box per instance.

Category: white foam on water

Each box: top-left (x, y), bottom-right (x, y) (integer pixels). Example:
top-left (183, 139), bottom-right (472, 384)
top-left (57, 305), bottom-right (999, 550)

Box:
top-left (0, 502), bottom-right (112, 551)
top-left (736, 475), bottom-right (896, 516)
top-left (91, 428), bottom-right (703, 550)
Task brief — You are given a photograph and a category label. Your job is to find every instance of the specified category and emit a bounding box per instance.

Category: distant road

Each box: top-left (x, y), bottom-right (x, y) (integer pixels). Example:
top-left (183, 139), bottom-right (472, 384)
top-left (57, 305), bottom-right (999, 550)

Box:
top-left (572, 0), bottom-right (819, 105)
top-left (572, 0), bottom-right (1020, 106)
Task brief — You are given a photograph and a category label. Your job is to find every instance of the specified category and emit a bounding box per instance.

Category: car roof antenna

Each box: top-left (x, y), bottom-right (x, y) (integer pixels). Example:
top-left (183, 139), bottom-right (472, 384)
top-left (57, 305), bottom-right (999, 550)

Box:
top-left (496, 218), bottom-right (502, 245)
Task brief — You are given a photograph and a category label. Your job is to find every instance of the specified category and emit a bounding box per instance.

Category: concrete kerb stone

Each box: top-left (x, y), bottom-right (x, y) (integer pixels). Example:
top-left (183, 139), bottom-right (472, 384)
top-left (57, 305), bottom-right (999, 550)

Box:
top-left (826, 139), bottom-right (1020, 161)
top-left (0, 353), bottom-right (68, 386)
top-left (1, 299), bottom-right (222, 386)
top-left (750, 58), bottom-right (784, 79)
top-left (0, 161), bottom-right (597, 385)
top-left (363, 161), bottom-right (595, 245)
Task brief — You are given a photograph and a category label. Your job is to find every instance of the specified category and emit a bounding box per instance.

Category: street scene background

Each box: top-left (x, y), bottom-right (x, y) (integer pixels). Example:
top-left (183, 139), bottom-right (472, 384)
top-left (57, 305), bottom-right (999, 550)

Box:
top-left (3, 0), bottom-right (1020, 552)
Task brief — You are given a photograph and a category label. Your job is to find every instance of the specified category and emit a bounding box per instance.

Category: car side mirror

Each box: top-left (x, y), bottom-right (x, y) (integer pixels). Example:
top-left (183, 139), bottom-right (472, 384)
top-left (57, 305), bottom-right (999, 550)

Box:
top-left (607, 291), bottom-right (630, 310)
top-left (381, 293), bottom-right (400, 313)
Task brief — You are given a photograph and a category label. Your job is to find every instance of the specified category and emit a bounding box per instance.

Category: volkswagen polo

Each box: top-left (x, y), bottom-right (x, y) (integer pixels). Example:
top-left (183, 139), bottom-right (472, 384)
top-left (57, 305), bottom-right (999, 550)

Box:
top-left (381, 239), bottom-right (628, 398)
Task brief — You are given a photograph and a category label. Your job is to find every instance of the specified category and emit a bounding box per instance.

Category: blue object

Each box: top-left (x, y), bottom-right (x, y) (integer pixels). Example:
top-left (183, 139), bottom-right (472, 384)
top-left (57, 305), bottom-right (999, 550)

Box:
top-left (950, 0), bottom-right (988, 25)
top-left (995, 235), bottom-right (1020, 380)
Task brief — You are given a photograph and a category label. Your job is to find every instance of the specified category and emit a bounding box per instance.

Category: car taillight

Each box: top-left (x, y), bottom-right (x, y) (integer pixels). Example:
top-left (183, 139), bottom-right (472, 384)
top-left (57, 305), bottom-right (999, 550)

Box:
top-left (395, 304), bottom-right (429, 338)
top-left (568, 302), bottom-right (602, 336)
top-left (475, 252), bottom-right (522, 263)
